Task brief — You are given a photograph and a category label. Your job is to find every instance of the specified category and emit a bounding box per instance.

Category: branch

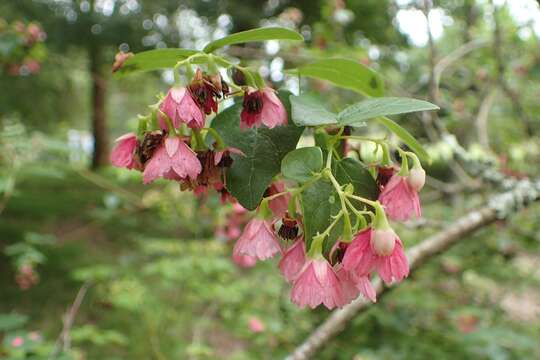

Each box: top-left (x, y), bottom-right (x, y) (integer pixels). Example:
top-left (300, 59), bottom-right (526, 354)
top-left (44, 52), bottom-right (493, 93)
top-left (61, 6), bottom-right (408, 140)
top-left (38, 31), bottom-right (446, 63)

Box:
top-left (49, 282), bottom-right (91, 359)
top-left (476, 88), bottom-right (497, 151)
top-left (286, 179), bottom-right (540, 360)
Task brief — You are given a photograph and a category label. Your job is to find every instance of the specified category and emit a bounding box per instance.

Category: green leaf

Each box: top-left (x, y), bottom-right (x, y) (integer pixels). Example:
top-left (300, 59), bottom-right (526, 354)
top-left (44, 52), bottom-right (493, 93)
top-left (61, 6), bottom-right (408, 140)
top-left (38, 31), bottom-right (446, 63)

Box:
top-left (301, 179), bottom-right (341, 251)
top-left (295, 58), bottom-right (385, 97)
top-left (281, 147), bottom-right (323, 182)
top-left (377, 116), bottom-right (430, 162)
top-left (212, 91), bottom-right (304, 210)
top-left (290, 93), bottom-right (337, 126)
top-left (334, 158), bottom-right (379, 201)
top-left (203, 27), bottom-right (303, 53)
top-left (114, 48), bottom-right (199, 77)
top-left (337, 97), bottom-right (439, 125)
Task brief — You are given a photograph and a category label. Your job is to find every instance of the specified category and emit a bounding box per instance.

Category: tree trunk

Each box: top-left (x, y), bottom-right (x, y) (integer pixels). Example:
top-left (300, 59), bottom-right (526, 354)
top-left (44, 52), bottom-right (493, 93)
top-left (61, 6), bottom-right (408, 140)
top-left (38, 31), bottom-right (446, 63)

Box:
top-left (89, 46), bottom-right (108, 169)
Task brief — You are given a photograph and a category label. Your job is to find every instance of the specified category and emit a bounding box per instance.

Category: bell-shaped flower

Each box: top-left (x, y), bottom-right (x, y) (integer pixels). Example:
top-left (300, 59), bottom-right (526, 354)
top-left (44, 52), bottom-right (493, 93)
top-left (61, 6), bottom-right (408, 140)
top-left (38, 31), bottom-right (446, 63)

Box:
top-left (342, 226), bottom-right (409, 285)
top-left (142, 136), bottom-right (201, 184)
top-left (378, 173), bottom-right (421, 221)
top-left (159, 87), bottom-right (205, 130)
top-left (110, 132), bottom-right (139, 170)
top-left (291, 258), bottom-right (344, 310)
top-left (240, 88), bottom-right (288, 129)
top-left (233, 218), bottom-right (281, 260)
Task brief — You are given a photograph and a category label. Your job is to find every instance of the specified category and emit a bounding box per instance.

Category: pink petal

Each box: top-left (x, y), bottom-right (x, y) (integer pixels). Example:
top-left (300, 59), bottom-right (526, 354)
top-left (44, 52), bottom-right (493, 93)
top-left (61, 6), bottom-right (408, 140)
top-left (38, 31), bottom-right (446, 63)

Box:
top-left (142, 145), bottom-right (169, 184)
top-left (342, 228), bottom-right (376, 276)
top-left (171, 141), bottom-right (202, 180)
top-left (376, 239), bottom-right (409, 284)
top-left (278, 240), bottom-right (306, 282)
top-left (110, 132), bottom-right (137, 169)
top-left (233, 219), bottom-right (281, 260)
top-left (260, 88), bottom-right (288, 129)
top-left (379, 175), bottom-right (422, 221)
top-left (165, 136), bottom-right (180, 157)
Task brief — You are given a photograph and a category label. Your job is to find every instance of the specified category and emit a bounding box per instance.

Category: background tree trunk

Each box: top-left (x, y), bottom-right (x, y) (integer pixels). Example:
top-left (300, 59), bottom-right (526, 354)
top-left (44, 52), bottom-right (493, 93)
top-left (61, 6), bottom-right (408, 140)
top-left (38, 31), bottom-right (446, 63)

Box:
top-left (89, 46), bottom-right (108, 169)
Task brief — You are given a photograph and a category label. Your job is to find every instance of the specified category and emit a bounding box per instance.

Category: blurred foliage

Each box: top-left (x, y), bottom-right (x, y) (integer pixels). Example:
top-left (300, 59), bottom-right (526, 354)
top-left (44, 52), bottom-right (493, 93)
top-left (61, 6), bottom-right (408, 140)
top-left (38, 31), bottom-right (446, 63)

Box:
top-left (1, 0), bottom-right (540, 359)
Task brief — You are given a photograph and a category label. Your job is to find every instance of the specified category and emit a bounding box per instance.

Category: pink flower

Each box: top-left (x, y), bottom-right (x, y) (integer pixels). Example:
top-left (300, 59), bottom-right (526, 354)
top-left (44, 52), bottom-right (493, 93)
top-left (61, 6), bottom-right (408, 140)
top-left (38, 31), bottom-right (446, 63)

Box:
top-left (378, 174), bottom-right (421, 221)
top-left (110, 133), bottom-right (139, 169)
top-left (233, 218), bottom-right (281, 260)
top-left (279, 240), bottom-right (306, 282)
top-left (291, 258), bottom-right (344, 309)
top-left (342, 227), bottom-right (409, 285)
top-left (266, 181), bottom-right (290, 218)
top-left (11, 336), bottom-right (24, 347)
top-left (159, 87), bottom-right (205, 130)
top-left (232, 252), bottom-right (257, 268)
top-left (248, 317), bottom-right (265, 333)
top-left (240, 88), bottom-right (288, 129)
top-left (143, 136), bottom-right (201, 184)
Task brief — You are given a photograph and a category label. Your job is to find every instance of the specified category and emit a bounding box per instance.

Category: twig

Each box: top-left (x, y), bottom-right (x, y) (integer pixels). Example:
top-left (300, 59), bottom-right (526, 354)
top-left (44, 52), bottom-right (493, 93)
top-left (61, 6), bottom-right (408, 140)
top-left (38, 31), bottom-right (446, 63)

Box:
top-left (285, 180), bottom-right (540, 360)
top-left (49, 282), bottom-right (91, 359)
top-left (433, 39), bottom-right (489, 91)
top-left (76, 168), bottom-right (146, 209)
top-left (476, 88), bottom-right (497, 151)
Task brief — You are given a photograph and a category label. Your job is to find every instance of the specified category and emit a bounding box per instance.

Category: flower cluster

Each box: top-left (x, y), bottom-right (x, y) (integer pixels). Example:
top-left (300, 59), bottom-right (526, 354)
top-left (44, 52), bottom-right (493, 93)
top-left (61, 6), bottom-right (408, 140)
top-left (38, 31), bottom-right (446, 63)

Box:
top-left (0, 19), bottom-right (47, 76)
top-left (109, 41), bottom-right (432, 311)
top-left (230, 156), bottom-right (426, 310)
top-left (110, 65), bottom-right (288, 198)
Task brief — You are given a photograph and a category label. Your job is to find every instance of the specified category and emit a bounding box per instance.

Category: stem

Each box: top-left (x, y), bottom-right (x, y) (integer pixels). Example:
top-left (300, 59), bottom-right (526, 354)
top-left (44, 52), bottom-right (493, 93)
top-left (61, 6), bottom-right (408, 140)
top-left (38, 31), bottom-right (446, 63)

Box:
top-left (397, 148), bottom-right (409, 176)
top-left (325, 170), bottom-right (352, 241)
top-left (203, 127), bottom-right (226, 149)
top-left (339, 135), bottom-right (386, 144)
top-left (345, 193), bottom-right (378, 207)
top-left (192, 129), bottom-right (207, 150)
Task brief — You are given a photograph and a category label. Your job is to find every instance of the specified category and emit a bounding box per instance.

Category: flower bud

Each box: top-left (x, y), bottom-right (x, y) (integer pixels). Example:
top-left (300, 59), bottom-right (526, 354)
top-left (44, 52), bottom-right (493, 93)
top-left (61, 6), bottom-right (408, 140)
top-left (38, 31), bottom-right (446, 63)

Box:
top-left (407, 167), bottom-right (426, 191)
top-left (370, 228), bottom-right (396, 256)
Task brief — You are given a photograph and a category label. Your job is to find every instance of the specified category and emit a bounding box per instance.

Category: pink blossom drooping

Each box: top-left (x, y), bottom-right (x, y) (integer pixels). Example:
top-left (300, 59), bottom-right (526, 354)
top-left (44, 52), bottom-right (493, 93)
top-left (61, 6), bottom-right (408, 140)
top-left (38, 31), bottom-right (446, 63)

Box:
top-left (233, 218), bottom-right (281, 260)
top-left (110, 132), bottom-right (138, 170)
top-left (279, 240), bottom-right (306, 282)
top-left (342, 227), bottom-right (409, 285)
top-left (240, 88), bottom-right (288, 130)
top-left (143, 136), bottom-right (201, 184)
top-left (159, 87), bottom-right (205, 130)
top-left (378, 174), bottom-right (422, 221)
top-left (291, 258), bottom-right (344, 309)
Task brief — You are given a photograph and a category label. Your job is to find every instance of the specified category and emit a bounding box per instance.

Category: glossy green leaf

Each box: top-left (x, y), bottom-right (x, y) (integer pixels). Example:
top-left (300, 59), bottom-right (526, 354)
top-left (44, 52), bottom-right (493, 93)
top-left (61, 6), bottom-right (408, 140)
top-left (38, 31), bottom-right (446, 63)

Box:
top-left (114, 48), bottom-right (199, 77)
top-left (377, 116), bottom-right (430, 162)
top-left (337, 97), bottom-right (439, 125)
top-left (295, 58), bottom-right (385, 97)
top-left (290, 93), bottom-right (337, 126)
top-left (203, 27), bottom-right (303, 53)
top-left (212, 91), bottom-right (304, 210)
top-left (281, 147), bottom-right (323, 182)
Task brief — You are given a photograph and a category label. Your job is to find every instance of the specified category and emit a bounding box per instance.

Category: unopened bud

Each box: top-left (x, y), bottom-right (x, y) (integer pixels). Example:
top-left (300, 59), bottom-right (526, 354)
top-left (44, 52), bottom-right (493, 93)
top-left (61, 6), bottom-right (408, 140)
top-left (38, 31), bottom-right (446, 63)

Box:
top-left (232, 68), bottom-right (246, 86)
top-left (407, 167), bottom-right (426, 191)
top-left (371, 228), bottom-right (396, 256)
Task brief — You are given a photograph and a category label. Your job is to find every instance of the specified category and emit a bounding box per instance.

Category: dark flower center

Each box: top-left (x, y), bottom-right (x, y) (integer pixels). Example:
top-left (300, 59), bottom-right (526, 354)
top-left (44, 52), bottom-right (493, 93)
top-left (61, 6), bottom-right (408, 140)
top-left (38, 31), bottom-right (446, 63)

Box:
top-left (243, 91), bottom-right (263, 114)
